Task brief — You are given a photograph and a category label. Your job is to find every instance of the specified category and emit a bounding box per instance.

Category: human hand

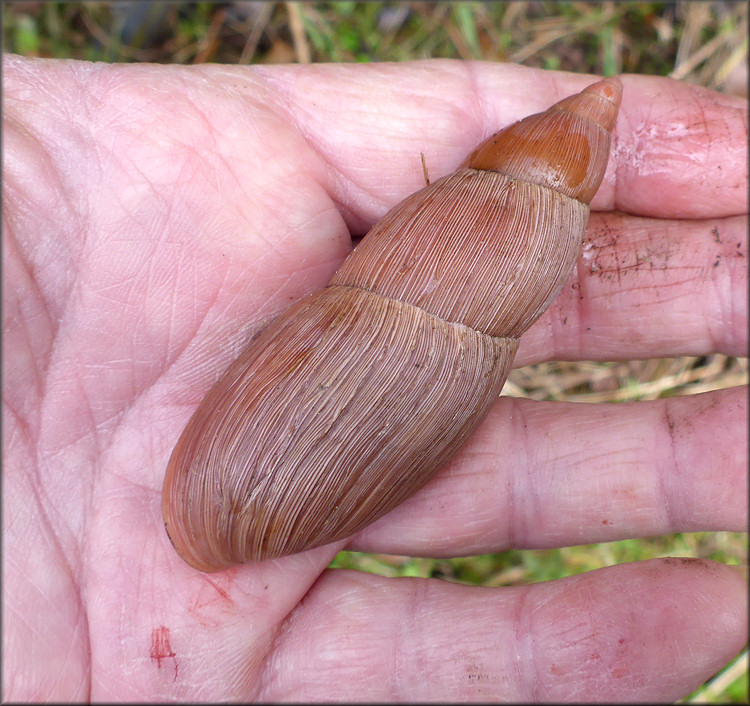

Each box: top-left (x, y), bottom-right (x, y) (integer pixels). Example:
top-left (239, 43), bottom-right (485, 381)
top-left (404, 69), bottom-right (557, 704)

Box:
top-left (3, 54), bottom-right (746, 701)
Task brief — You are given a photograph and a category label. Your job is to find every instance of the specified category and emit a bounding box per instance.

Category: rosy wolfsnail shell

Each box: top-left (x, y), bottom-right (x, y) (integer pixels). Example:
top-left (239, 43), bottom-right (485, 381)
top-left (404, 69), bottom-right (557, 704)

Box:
top-left (162, 77), bottom-right (622, 572)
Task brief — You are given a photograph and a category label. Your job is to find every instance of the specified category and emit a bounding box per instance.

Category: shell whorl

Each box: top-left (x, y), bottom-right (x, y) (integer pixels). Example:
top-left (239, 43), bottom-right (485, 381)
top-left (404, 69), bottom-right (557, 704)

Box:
top-left (332, 78), bottom-right (621, 338)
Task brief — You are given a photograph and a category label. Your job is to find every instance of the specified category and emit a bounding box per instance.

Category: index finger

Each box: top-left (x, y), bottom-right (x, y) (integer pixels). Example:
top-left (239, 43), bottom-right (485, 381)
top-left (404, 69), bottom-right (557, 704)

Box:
top-left (610, 73), bottom-right (748, 219)
top-left (256, 62), bottom-right (747, 223)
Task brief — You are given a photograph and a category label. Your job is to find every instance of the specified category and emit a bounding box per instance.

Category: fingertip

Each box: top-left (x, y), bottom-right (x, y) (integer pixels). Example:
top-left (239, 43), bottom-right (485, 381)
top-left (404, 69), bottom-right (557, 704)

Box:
top-left (524, 557), bottom-right (747, 701)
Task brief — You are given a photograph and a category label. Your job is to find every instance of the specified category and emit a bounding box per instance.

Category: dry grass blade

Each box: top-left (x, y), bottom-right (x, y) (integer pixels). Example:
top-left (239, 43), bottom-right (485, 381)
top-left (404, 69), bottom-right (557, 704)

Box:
top-left (511, 6), bottom-right (616, 64)
top-left (239, 1), bottom-right (276, 64)
top-left (377, 2), bottom-right (411, 55)
top-left (714, 37), bottom-right (749, 92)
top-left (671, 2), bottom-right (748, 89)
top-left (285, 1), bottom-right (310, 63)
top-left (78, 5), bottom-right (156, 61)
top-left (675, 2), bottom-right (713, 69)
top-left (685, 650), bottom-right (748, 702)
top-left (503, 355), bottom-right (748, 403)
top-left (671, 29), bottom-right (730, 80)
top-left (446, 19), bottom-right (473, 61)
top-left (193, 7), bottom-right (225, 64)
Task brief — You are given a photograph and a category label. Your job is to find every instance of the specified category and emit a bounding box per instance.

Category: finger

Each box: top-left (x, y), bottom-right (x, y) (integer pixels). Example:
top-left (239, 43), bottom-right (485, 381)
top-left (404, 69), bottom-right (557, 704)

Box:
top-left (258, 559), bottom-right (747, 702)
top-left (349, 387), bottom-right (746, 557)
top-left (613, 73), bottom-right (748, 219)
top-left (515, 212), bottom-right (747, 364)
top-left (252, 62), bottom-right (748, 225)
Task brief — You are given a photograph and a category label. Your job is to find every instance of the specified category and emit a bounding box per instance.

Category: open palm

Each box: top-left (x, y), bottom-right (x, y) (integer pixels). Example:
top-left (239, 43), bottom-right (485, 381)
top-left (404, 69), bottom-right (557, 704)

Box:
top-left (3, 54), bottom-right (747, 701)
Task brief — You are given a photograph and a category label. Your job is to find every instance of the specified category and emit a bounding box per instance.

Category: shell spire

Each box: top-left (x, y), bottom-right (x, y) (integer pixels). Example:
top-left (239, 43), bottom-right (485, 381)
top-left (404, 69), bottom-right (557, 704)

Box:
top-left (461, 77), bottom-right (622, 203)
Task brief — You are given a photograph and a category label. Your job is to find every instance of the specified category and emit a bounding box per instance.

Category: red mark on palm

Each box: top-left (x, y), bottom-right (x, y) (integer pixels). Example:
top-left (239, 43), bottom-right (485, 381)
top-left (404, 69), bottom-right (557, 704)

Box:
top-left (150, 626), bottom-right (178, 682)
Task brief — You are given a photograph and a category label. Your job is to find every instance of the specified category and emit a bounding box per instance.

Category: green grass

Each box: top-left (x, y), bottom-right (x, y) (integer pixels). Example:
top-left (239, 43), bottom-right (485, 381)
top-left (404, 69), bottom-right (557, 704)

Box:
top-left (331, 532), bottom-right (746, 588)
top-left (3, 2), bottom-right (747, 90)
top-left (4, 2), bottom-right (746, 701)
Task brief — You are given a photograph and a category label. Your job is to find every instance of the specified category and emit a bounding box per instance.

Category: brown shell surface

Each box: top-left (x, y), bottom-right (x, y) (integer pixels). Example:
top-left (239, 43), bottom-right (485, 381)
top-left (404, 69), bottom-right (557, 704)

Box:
top-left (162, 78), bottom-right (621, 572)
top-left (331, 170), bottom-right (588, 339)
top-left (163, 285), bottom-right (517, 572)
top-left (460, 78), bottom-right (619, 204)
top-left (461, 107), bottom-right (608, 204)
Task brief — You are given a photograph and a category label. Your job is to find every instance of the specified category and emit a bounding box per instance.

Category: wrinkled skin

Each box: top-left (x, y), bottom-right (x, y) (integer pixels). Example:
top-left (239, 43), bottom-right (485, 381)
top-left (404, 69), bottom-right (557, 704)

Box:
top-left (3, 55), bottom-right (747, 702)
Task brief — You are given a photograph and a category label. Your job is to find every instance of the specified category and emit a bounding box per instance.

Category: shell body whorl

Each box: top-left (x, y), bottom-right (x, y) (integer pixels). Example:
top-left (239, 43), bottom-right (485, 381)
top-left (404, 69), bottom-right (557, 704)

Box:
top-left (162, 78), bottom-right (622, 572)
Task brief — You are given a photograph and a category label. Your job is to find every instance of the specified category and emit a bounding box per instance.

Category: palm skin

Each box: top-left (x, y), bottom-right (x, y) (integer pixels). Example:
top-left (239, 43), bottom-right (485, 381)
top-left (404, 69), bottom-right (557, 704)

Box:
top-left (3, 54), bottom-right (747, 702)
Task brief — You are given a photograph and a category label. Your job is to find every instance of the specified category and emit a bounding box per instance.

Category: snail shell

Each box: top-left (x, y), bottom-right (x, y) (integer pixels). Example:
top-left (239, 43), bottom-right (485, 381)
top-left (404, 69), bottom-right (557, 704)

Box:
top-left (162, 77), bottom-right (622, 572)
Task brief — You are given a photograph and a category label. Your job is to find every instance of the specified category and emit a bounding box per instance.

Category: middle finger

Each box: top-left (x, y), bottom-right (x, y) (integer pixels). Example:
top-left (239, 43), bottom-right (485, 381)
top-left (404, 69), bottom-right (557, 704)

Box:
top-left (516, 212), bottom-right (747, 366)
top-left (349, 386), bottom-right (746, 556)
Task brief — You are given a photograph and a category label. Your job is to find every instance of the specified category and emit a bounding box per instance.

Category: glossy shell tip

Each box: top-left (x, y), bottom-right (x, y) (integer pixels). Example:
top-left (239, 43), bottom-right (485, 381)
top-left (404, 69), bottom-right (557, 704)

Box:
top-left (571, 76), bottom-right (622, 132)
top-left (583, 76), bottom-right (623, 109)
